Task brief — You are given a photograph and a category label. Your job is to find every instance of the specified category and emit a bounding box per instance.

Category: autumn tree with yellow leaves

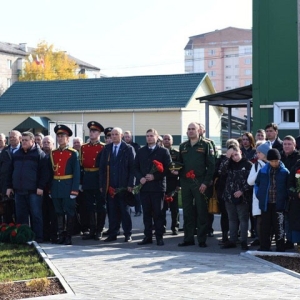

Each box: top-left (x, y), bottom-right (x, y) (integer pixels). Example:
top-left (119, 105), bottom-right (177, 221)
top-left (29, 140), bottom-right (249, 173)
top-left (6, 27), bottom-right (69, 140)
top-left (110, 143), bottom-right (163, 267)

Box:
top-left (19, 41), bottom-right (87, 81)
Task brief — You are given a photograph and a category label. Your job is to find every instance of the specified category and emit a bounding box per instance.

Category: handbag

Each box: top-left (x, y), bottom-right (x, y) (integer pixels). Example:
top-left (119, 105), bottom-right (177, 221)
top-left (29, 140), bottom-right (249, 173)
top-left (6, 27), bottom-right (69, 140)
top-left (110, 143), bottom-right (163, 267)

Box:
top-left (208, 180), bottom-right (220, 214)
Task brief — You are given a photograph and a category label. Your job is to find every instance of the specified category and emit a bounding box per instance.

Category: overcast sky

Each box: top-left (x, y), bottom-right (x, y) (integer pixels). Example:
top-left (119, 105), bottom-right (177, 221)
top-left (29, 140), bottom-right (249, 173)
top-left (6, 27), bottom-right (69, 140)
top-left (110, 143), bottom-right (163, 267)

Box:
top-left (1, 0), bottom-right (252, 76)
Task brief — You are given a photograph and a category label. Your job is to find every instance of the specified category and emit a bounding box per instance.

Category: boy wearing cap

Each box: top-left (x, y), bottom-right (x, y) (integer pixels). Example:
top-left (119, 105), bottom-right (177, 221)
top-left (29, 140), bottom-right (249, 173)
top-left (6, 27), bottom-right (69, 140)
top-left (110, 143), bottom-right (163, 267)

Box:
top-left (255, 148), bottom-right (289, 252)
top-left (50, 124), bottom-right (80, 245)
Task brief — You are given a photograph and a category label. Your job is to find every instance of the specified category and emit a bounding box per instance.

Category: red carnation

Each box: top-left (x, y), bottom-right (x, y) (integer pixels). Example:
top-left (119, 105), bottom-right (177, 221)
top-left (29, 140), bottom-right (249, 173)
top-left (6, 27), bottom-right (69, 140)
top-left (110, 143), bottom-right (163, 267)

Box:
top-left (11, 230), bottom-right (17, 237)
top-left (152, 160), bottom-right (164, 173)
top-left (296, 169), bottom-right (300, 174)
top-left (9, 223), bottom-right (15, 227)
top-left (1, 227), bottom-right (6, 232)
top-left (108, 186), bottom-right (116, 198)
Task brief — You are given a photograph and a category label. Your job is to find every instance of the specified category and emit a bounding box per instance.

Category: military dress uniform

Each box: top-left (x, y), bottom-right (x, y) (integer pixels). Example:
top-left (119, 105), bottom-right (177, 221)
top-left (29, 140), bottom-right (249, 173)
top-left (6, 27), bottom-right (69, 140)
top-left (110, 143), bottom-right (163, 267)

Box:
top-left (162, 147), bottom-right (180, 234)
top-left (81, 121), bottom-right (106, 240)
top-left (50, 125), bottom-right (80, 245)
top-left (179, 137), bottom-right (215, 246)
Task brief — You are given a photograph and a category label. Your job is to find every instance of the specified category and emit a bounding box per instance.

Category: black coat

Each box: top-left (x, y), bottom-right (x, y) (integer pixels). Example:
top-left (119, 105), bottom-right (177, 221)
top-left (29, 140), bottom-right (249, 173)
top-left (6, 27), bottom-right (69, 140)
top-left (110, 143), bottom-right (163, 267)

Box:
top-left (7, 144), bottom-right (49, 192)
top-left (134, 145), bottom-right (172, 193)
top-left (99, 141), bottom-right (135, 193)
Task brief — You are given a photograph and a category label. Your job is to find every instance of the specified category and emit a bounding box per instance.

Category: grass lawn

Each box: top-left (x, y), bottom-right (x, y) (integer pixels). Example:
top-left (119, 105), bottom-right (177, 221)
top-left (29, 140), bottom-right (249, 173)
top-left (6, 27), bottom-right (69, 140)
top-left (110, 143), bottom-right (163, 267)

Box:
top-left (0, 243), bottom-right (54, 282)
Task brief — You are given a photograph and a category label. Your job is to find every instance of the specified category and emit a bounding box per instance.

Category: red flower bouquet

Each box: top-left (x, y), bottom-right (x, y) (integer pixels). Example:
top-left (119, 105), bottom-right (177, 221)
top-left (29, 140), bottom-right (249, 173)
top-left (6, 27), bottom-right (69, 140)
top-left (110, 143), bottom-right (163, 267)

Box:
top-left (0, 223), bottom-right (35, 244)
top-left (108, 186), bottom-right (128, 198)
top-left (290, 169), bottom-right (300, 193)
top-left (133, 160), bottom-right (164, 194)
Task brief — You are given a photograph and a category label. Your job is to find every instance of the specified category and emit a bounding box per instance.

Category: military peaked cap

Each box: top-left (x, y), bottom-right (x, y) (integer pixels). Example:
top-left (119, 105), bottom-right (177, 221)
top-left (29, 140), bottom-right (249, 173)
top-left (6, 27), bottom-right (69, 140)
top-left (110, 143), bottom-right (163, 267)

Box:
top-left (54, 124), bottom-right (73, 136)
top-left (104, 127), bottom-right (113, 136)
top-left (88, 121), bottom-right (104, 132)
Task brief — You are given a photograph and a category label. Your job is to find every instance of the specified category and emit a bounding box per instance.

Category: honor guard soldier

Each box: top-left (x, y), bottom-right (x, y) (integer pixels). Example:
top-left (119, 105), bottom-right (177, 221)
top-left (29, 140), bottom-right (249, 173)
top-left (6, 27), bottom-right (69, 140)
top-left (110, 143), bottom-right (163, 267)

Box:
top-left (81, 121), bottom-right (106, 240)
top-left (50, 125), bottom-right (80, 245)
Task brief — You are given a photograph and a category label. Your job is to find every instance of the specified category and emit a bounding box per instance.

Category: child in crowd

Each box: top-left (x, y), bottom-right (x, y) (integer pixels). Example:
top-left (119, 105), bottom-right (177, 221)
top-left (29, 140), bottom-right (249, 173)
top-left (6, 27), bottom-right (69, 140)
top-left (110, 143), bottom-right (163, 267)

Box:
top-left (247, 141), bottom-right (271, 247)
top-left (220, 145), bottom-right (252, 250)
top-left (255, 149), bottom-right (289, 252)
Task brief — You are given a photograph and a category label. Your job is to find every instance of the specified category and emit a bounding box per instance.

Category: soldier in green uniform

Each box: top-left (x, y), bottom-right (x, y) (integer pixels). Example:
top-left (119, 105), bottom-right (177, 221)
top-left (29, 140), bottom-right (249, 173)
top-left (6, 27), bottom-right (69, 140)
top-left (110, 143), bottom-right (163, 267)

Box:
top-left (178, 122), bottom-right (215, 247)
top-left (162, 134), bottom-right (181, 235)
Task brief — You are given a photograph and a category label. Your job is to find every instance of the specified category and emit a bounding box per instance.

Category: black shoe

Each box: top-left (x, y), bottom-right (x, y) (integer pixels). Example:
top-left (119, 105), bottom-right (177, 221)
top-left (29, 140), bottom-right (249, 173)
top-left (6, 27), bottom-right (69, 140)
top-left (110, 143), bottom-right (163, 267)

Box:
top-left (178, 228), bottom-right (184, 232)
top-left (156, 238), bottom-right (164, 246)
top-left (178, 241), bottom-right (195, 247)
top-left (199, 242), bottom-right (207, 248)
top-left (172, 230), bottom-right (178, 236)
top-left (257, 248), bottom-right (272, 252)
top-left (137, 237), bottom-right (153, 245)
top-left (104, 236), bottom-right (117, 242)
top-left (221, 241), bottom-right (236, 249)
top-left (102, 230), bottom-right (110, 236)
top-left (241, 241), bottom-right (249, 250)
top-left (64, 236), bottom-right (72, 245)
top-left (82, 233), bottom-right (95, 240)
top-left (250, 239), bottom-right (260, 246)
top-left (285, 241), bottom-right (294, 250)
top-left (218, 239), bottom-right (229, 245)
top-left (124, 236), bottom-right (132, 242)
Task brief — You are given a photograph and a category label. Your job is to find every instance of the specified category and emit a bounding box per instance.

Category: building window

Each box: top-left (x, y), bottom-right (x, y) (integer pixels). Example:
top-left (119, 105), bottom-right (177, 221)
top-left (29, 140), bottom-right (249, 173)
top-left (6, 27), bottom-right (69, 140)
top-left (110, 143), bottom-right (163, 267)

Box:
top-left (244, 47), bottom-right (252, 54)
top-left (7, 78), bottom-right (11, 88)
top-left (208, 60), bottom-right (215, 67)
top-left (225, 86), bottom-right (231, 90)
top-left (225, 65), bottom-right (231, 68)
top-left (7, 60), bottom-right (12, 69)
top-left (282, 109), bottom-right (295, 122)
top-left (245, 80), bottom-right (252, 85)
top-left (245, 69), bottom-right (252, 75)
top-left (235, 65), bottom-right (239, 68)
top-left (185, 50), bottom-right (193, 56)
top-left (209, 49), bottom-right (216, 55)
top-left (273, 101), bottom-right (299, 129)
top-left (245, 58), bottom-right (251, 64)
top-left (209, 71), bottom-right (216, 77)
top-left (225, 76), bottom-right (231, 79)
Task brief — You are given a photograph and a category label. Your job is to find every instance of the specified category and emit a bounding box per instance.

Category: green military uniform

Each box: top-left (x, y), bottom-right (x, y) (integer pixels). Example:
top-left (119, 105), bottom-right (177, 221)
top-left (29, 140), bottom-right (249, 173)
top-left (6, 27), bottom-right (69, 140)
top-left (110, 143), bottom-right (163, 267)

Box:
top-left (179, 137), bottom-right (215, 245)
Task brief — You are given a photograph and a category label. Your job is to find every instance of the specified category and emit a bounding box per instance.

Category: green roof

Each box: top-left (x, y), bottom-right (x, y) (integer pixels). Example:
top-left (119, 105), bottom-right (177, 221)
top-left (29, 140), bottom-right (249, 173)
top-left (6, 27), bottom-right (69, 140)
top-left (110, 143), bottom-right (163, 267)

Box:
top-left (0, 73), bottom-right (207, 113)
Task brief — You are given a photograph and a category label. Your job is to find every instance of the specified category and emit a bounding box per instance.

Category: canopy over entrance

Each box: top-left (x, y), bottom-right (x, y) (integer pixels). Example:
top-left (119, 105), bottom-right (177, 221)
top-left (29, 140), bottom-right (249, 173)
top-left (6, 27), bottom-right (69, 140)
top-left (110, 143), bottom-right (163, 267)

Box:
top-left (13, 116), bottom-right (50, 134)
top-left (196, 85), bottom-right (252, 138)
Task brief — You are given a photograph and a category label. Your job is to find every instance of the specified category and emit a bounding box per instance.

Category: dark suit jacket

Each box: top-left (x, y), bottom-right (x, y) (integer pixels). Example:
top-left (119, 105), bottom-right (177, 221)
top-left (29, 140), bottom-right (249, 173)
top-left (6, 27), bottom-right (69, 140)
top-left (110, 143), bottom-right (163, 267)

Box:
top-left (134, 145), bottom-right (172, 193)
top-left (99, 141), bottom-right (135, 193)
top-left (272, 137), bottom-right (283, 152)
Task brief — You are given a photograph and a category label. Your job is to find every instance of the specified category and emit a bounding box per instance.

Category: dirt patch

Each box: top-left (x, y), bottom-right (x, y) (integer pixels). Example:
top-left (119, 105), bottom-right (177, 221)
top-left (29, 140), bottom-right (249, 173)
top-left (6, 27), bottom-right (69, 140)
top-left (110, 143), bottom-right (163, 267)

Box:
top-left (257, 255), bottom-right (300, 274)
top-left (0, 278), bottom-right (66, 300)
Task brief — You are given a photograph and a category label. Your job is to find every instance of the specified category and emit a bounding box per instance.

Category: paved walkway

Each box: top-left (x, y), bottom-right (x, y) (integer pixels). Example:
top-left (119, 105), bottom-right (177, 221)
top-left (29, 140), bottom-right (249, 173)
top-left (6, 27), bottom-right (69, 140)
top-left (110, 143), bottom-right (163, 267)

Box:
top-left (29, 214), bottom-right (300, 300)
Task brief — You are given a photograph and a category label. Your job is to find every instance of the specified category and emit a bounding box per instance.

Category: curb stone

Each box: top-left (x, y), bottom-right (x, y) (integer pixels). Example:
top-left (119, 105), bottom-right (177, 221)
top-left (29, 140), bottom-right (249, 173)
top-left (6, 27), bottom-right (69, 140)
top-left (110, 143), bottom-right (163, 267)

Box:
top-left (32, 241), bottom-right (75, 296)
top-left (241, 250), bottom-right (300, 280)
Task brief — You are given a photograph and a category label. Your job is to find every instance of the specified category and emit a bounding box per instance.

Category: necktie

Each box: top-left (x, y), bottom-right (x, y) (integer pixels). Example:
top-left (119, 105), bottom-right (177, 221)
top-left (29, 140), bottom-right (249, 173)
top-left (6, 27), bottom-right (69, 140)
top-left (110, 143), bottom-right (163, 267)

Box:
top-left (113, 145), bottom-right (117, 158)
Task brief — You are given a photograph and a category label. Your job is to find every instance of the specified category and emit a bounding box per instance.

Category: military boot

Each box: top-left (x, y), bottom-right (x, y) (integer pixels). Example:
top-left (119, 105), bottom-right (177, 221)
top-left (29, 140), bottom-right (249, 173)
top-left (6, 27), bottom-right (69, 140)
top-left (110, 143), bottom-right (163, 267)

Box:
top-left (64, 215), bottom-right (74, 245)
top-left (82, 213), bottom-right (96, 240)
top-left (57, 215), bottom-right (66, 244)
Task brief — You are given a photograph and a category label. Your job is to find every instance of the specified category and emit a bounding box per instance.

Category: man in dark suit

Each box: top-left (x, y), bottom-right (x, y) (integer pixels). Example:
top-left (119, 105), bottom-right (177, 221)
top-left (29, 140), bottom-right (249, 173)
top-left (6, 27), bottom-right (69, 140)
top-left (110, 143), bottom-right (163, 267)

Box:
top-left (99, 127), bottom-right (135, 242)
top-left (134, 128), bottom-right (172, 246)
top-left (124, 130), bottom-right (142, 217)
top-left (265, 123), bottom-right (283, 152)
top-left (0, 130), bottom-right (22, 223)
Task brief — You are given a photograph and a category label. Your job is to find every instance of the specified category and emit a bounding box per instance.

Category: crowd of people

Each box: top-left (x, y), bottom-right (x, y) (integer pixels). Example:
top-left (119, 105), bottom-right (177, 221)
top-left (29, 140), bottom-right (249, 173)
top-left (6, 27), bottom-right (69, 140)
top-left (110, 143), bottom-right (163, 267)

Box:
top-left (0, 121), bottom-right (300, 252)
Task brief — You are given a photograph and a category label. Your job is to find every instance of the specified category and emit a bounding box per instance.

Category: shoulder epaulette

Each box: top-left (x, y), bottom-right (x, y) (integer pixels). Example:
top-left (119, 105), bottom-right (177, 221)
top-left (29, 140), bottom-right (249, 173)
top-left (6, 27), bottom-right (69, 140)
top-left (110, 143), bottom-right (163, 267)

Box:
top-left (67, 147), bottom-right (77, 152)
